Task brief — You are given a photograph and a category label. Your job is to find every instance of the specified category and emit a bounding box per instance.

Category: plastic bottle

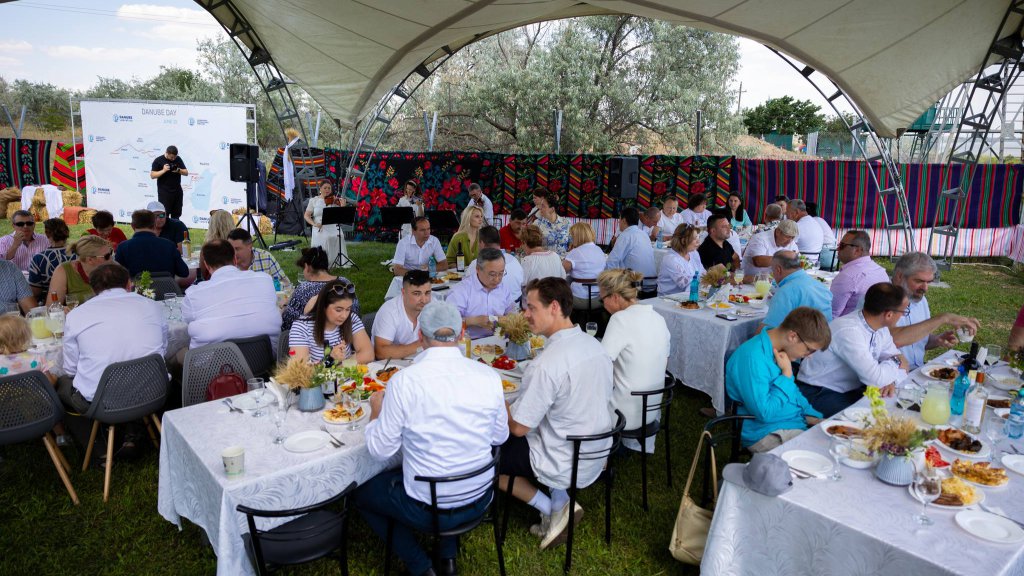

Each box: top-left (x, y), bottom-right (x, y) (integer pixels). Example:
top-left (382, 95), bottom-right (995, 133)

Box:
top-left (689, 271), bottom-right (700, 302)
top-left (950, 365), bottom-right (970, 416)
top-left (181, 237), bottom-right (191, 259)
top-left (428, 255), bottom-right (437, 279)
top-left (456, 244), bottom-right (465, 273)
top-left (1007, 387), bottom-right (1024, 440)
top-left (272, 276), bottom-right (282, 292)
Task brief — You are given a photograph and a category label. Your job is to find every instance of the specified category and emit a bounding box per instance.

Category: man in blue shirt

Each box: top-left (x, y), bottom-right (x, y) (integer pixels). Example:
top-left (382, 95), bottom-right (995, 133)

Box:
top-left (726, 307), bottom-right (830, 452)
top-left (762, 251), bottom-right (833, 329)
top-left (606, 207), bottom-right (656, 289)
top-left (114, 209), bottom-right (189, 279)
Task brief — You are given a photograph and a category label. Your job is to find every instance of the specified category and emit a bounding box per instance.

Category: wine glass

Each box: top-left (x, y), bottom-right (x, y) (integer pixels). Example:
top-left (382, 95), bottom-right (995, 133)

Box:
top-left (65, 295), bottom-right (79, 311)
top-left (733, 270), bottom-right (745, 284)
top-left (896, 386), bottom-right (920, 416)
top-left (912, 469), bottom-right (942, 526)
top-left (343, 391), bottom-right (362, 431)
top-left (585, 322), bottom-right (598, 337)
top-left (46, 309), bottom-right (65, 340)
top-left (828, 436), bottom-right (850, 481)
top-left (269, 402), bottom-right (287, 444)
top-left (247, 378), bottom-right (266, 417)
top-left (984, 414), bottom-right (1007, 463)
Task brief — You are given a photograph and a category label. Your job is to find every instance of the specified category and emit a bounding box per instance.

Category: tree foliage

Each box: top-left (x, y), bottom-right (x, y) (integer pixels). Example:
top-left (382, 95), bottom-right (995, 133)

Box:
top-left (742, 96), bottom-right (825, 136)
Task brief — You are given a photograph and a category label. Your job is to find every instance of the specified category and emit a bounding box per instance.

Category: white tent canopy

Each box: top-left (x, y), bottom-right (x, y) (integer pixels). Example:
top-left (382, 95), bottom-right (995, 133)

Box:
top-left (200, 0), bottom-right (1021, 138)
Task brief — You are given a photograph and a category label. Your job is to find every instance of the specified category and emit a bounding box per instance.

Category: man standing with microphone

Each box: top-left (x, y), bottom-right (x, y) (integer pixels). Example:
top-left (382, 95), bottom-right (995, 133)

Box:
top-left (150, 145), bottom-right (189, 219)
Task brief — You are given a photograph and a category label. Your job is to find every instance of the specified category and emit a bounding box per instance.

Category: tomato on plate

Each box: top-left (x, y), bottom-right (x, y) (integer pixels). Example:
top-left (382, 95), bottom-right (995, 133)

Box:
top-left (491, 355), bottom-right (517, 370)
top-left (925, 445), bottom-right (949, 468)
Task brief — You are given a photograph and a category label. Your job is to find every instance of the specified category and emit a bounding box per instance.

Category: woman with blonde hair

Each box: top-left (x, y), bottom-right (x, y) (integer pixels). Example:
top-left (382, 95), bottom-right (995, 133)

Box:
top-left (562, 222), bottom-right (606, 310)
top-left (446, 204), bottom-right (484, 268)
top-left (520, 223), bottom-right (566, 287)
top-left (206, 210), bottom-right (236, 242)
top-left (47, 235), bottom-right (111, 304)
top-left (657, 224), bottom-right (705, 297)
top-left (597, 268), bottom-right (671, 452)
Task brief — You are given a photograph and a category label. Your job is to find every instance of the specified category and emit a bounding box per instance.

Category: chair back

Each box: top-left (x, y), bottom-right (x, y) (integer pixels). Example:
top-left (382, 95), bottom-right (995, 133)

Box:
top-left (566, 410), bottom-right (626, 489)
top-left (277, 331), bottom-right (291, 364)
top-left (638, 276), bottom-right (658, 300)
top-left (625, 378), bottom-right (678, 439)
top-left (227, 335), bottom-right (275, 380)
top-left (413, 448), bottom-right (501, 539)
top-left (0, 370), bottom-right (62, 445)
top-left (146, 272), bottom-right (183, 300)
top-left (360, 312), bottom-right (376, 338)
top-left (182, 343), bottom-right (254, 407)
top-left (85, 354), bottom-right (169, 424)
top-left (699, 413), bottom-right (754, 506)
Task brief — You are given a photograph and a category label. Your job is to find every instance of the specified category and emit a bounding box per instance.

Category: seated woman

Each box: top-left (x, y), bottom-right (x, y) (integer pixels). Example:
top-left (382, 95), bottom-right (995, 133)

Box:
top-left (446, 204), bottom-right (483, 269)
top-left (86, 210), bottom-right (128, 249)
top-left (47, 235), bottom-right (112, 305)
top-left (0, 315), bottom-right (68, 445)
top-left (562, 222), bottom-right (606, 310)
top-left (597, 268), bottom-right (671, 452)
top-left (28, 218), bottom-right (74, 301)
top-left (657, 224), bottom-right (705, 297)
top-left (282, 247), bottom-right (359, 331)
top-left (289, 279), bottom-right (373, 364)
top-left (520, 224), bottom-right (566, 287)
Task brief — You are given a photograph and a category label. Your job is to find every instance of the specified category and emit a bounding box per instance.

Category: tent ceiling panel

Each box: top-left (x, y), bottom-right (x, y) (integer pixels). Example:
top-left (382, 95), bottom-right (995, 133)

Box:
top-left (200, 0), bottom-right (1021, 137)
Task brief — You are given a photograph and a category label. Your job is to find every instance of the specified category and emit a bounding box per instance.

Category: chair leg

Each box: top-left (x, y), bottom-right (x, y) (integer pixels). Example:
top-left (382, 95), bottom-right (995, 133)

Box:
top-left (82, 420), bottom-right (99, 471)
top-left (492, 501), bottom-right (507, 576)
top-left (640, 437), bottom-right (649, 512)
top-left (144, 418), bottom-right (159, 449)
top-left (664, 426), bottom-right (673, 488)
top-left (48, 433), bottom-right (72, 473)
top-left (339, 508), bottom-right (350, 576)
top-left (383, 519), bottom-right (393, 576)
top-left (563, 487), bottom-right (577, 574)
top-left (42, 434), bottom-right (79, 505)
top-left (103, 424), bottom-right (115, 503)
top-left (604, 468), bottom-right (613, 545)
top-left (150, 413), bottom-right (162, 435)
top-left (501, 475), bottom-right (516, 542)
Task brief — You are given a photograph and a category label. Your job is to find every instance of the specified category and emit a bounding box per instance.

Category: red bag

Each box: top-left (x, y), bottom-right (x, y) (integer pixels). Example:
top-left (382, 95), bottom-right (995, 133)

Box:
top-left (205, 364), bottom-right (247, 401)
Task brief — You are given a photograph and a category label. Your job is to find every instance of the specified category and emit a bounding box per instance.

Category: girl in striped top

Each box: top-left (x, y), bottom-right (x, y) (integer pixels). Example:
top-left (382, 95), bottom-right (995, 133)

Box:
top-left (288, 279), bottom-right (374, 364)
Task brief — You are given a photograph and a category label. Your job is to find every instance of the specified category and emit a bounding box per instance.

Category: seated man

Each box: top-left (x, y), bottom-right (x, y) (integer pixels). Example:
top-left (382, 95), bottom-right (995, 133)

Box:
top-left (446, 248), bottom-right (517, 339)
top-left (726, 307), bottom-right (829, 452)
top-left (741, 219), bottom-right (798, 280)
top-left (762, 251), bottom-right (833, 329)
top-left (58, 263), bottom-right (168, 414)
top-left (805, 202), bottom-right (836, 247)
top-left (148, 201), bottom-right (189, 251)
top-left (787, 199), bottom-right (823, 263)
top-left (500, 278), bottom-right (613, 549)
top-left (357, 300), bottom-right (507, 576)
top-left (393, 216), bottom-right (449, 276)
top-left (227, 228), bottom-right (284, 282)
top-left (830, 230), bottom-right (889, 318)
top-left (179, 240), bottom-right (280, 354)
top-left (86, 210), bottom-right (128, 249)
top-left (888, 252), bottom-right (980, 370)
top-left (759, 203), bottom-right (784, 232)
top-left (114, 209), bottom-right (189, 279)
top-left (697, 213), bottom-right (741, 271)
top-left (1, 210), bottom-right (50, 271)
top-left (680, 193), bottom-right (711, 228)
top-left (605, 207), bottom-right (656, 287)
top-left (372, 269), bottom-right (432, 359)
top-left (499, 209), bottom-right (526, 252)
top-left (638, 206), bottom-right (662, 241)
top-left (796, 283), bottom-right (909, 417)
top-left (468, 225), bottom-right (524, 303)
top-left (656, 197), bottom-right (684, 239)
top-left (0, 259), bottom-right (36, 315)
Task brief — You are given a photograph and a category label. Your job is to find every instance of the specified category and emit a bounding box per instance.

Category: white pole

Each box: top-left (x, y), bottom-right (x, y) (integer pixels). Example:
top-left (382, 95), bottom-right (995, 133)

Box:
top-left (68, 95), bottom-right (81, 197)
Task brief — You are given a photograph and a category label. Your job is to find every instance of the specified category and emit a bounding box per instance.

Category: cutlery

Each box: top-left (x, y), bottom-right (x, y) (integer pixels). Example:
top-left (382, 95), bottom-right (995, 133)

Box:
top-left (222, 399), bottom-right (242, 413)
top-left (788, 466), bottom-right (814, 479)
top-left (319, 425), bottom-right (346, 447)
top-left (978, 502), bottom-right (1024, 528)
top-left (1011, 445), bottom-right (1021, 455)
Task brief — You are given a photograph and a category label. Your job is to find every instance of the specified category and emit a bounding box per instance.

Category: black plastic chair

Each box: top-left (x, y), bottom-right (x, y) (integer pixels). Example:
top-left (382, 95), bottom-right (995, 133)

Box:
top-left (237, 481), bottom-right (357, 576)
top-left (79, 353), bottom-right (169, 502)
top-left (181, 342), bottom-right (254, 407)
top-left (638, 276), bottom-right (659, 300)
top-left (146, 271), bottom-right (183, 300)
top-left (277, 331), bottom-right (290, 364)
top-left (0, 370), bottom-right (79, 505)
top-left (700, 413), bottom-right (754, 507)
top-left (360, 311), bottom-right (376, 338)
top-left (568, 277), bottom-right (600, 325)
top-left (385, 448), bottom-right (505, 576)
top-left (227, 335), bottom-right (275, 380)
top-left (620, 375), bottom-right (678, 511)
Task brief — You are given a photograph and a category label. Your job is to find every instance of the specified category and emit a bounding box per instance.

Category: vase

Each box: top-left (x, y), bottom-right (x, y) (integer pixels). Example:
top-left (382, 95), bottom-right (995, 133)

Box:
top-left (297, 386), bottom-right (326, 412)
top-left (506, 340), bottom-right (531, 362)
top-left (874, 452), bottom-right (915, 486)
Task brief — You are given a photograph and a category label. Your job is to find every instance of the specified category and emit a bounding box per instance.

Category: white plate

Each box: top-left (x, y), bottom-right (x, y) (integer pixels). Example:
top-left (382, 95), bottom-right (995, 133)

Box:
top-left (229, 391), bottom-right (264, 411)
top-left (841, 407), bottom-right (874, 425)
top-left (932, 429), bottom-right (991, 459)
top-left (819, 419), bottom-right (865, 439)
top-left (322, 402), bottom-right (368, 425)
top-left (955, 510), bottom-right (1024, 544)
top-left (705, 301), bottom-right (735, 312)
top-left (989, 376), bottom-right (1020, 392)
top-left (1002, 454), bottom-right (1024, 476)
top-left (908, 483), bottom-right (985, 510)
top-left (501, 379), bottom-right (520, 395)
top-left (922, 365), bottom-right (958, 381)
top-left (780, 450), bottom-right (833, 477)
top-left (283, 430), bottom-right (331, 453)
top-left (952, 470), bottom-right (1010, 490)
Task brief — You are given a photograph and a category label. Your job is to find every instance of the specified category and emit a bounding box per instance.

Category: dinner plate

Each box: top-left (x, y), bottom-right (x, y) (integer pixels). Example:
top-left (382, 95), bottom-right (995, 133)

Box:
top-left (953, 471), bottom-right (1010, 490)
top-left (780, 450), bottom-right (833, 478)
top-left (841, 407), bottom-right (874, 425)
top-left (705, 301), bottom-right (734, 311)
top-left (322, 402), bottom-right (368, 425)
top-left (955, 510), bottom-right (1024, 544)
top-left (1001, 454), bottom-right (1024, 476)
top-left (229, 392), bottom-right (264, 411)
top-left (989, 375), bottom-right (1020, 392)
top-left (922, 365), bottom-right (958, 381)
top-left (932, 430), bottom-right (991, 460)
top-left (819, 419), bottom-right (865, 439)
top-left (908, 483), bottom-right (985, 510)
top-left (283, 430), bottom-right (331, 453)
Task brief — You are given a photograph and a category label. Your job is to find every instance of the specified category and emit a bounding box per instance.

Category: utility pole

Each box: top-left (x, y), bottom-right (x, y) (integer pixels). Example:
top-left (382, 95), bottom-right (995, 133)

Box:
top-left (736, 82), bottom-right (746, 115)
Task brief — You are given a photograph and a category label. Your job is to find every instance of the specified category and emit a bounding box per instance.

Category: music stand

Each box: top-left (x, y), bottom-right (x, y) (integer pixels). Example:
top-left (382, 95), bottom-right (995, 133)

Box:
top-left (425, 209), bottom-right (459, 234)
top-left (378, 206), bottom-right (415, 243)
top-left (321, 206), bottom-right (358, 270)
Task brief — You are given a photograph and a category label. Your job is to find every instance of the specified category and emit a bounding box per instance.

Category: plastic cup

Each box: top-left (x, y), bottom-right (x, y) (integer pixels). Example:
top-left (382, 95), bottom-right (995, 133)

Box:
top-left (222, 446), bottom-right (245, 476)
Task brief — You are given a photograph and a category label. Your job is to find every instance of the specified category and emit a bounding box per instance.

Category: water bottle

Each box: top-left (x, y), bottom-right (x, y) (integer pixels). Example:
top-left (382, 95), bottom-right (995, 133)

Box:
top-left (1007, 387), bottom-right (1024, 440)
top-left (272, 276), bottom-right (282, 292)
top-left (950, 365), bottom-right (970, 416)
top-left (688, 271), bottom-right (700, 302)
top-left (428, 255), bottom-right (437, 279)
top-left (655, 236), bottom-right (663, 249)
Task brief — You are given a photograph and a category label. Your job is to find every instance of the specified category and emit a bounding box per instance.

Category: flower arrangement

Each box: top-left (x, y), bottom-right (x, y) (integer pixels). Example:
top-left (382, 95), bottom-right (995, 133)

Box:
top-left (274, 357), bottom-right (317, 390)
top-left (1009, 347), bottom-right (1024, 374)
top-left (699, 264), bottom-right (730, 289)
top-left (134, 271), bottom-right (155, 299)
top-left (497, 312), bottom-right (532, 345)
top-left (860, 387), bottom-right (935, 458)
top-left (312, 363), bottom-right (344, 389)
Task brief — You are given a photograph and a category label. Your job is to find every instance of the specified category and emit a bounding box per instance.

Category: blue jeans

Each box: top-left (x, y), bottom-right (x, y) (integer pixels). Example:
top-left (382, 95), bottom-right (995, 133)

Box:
top-left (353, 468), bottom-right (490, 575)
top-left (797, 382), bottom-right (864, 419)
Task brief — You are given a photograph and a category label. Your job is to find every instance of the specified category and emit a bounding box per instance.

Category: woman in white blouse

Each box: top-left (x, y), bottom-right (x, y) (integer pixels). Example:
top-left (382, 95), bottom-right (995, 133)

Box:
top-left (304, 181), bottom-right (350, 268)
top-left (395, 179), bottom-right (424, 238)
top-left (598, 268), bottom-right (671, 452)
top-left (520, 223), bottom-right (566, 288)
top-left (657, 224), bottom-right (705, 296)
top-left (562, 222), bottom-right (606, 310)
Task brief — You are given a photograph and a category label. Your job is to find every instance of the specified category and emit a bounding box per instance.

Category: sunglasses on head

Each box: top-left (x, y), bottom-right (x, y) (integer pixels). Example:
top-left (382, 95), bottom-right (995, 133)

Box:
top-left (13, 221), bottom-right (33, 227)
top-left (329, 283), bottom-right (356, 296)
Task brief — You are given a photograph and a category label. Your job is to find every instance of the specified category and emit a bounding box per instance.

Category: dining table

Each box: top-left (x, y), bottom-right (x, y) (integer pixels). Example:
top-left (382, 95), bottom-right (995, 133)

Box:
top-left (702, 350), bottom-right (1024, 575)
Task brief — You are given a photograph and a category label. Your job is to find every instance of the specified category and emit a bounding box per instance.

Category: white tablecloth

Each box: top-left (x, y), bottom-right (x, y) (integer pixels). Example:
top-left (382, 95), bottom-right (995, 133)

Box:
top-left (702, 353), bottom-right (1024, 576)
top-left (158, 397), bottom-right (399, 576)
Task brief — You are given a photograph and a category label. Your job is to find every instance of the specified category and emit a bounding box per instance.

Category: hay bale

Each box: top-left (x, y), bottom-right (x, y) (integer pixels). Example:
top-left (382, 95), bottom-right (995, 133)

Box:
top-left (231, 209), bottom-right (273, 235)
top-left (31, 188), bottom-right (46, 208)
top-left (78, 209), bottom-right (97, 227)
top-left (0, 187), bottom-right (20, 203)
top-left (6, 203), bottom-right (21, 220)
top-left (7, 203), bottom-right (48, 221)
top-left (62, 188), bottom-right (83, 208)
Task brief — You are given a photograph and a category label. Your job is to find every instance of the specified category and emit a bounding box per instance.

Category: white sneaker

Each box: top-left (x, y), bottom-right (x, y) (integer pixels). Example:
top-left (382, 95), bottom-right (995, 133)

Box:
top-left (540, 501), bottom-right (583, 550)
top-left (529, 514), bottom-right (551, 538)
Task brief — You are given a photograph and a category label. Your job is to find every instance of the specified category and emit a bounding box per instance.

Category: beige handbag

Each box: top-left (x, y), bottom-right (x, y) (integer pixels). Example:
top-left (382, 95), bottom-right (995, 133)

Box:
top-left (669, 430), bottom-right (717, 565)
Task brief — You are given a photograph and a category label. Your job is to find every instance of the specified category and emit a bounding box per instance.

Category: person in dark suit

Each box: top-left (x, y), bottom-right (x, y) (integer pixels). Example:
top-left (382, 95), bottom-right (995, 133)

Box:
top-left (114, 209), bottom-right (189, 280)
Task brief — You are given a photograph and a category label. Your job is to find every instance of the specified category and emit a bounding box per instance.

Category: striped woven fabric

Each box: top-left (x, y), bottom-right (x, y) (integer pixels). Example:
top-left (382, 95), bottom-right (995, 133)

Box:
top-left (267, 146), bottom-right (327, 199)
top-left (50, 142), bottom-right (85, 191)
top-left (834, 226), bottom-right (1023, 258)
top-left (0, 138), bottom-right (52, 189)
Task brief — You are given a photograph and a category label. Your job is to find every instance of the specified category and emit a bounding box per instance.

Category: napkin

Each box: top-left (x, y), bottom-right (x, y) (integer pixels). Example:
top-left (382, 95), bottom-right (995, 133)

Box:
top-left (266, 378), bottom-right (289, 407)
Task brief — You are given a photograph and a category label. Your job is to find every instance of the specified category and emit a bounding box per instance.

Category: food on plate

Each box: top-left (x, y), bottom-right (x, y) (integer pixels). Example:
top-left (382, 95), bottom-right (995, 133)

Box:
top-left (707, 302), bottom-right (731, 310)
top-left (987, 398), bottom-right (1012, 409)
top-left (728, 294), bottom-right (750, 304)
top-left (937, 428), bottom-right (983, 453)
top-left (445, 272), bottom-right (461, 281)
top-left (952, 459), bottom-right (1009, 487)
top-left (472, 344), bottom-right (505, 356)
top-left (501, 379), bottom-right (518, 393)
top-left (529, 335), bottom-right (545, 348)
top-left (935, 476), bottom-right (979, 507)
top-left (375, 366), bottom-right (399, 383)
top-left (430, 276), bottom-right (446, 285)
top-left (927, 367), bottom-right (958, 381)
top-left (324, 404), bottom-right (364, 423)
top-left (826, 424), bottom-right (863, 438)
top-left (925, 446), bottom-right (949, 468)
top-left (491, 355), bottom-right (517, 370)
top-left (679, 301), bottom-right (700, 310)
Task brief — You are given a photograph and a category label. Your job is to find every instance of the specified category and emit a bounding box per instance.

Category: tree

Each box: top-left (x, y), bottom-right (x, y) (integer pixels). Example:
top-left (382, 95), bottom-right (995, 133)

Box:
top-left (0, 78), bottom-right (75, 133)
top-left (742, 96), bottom-right (825, 135)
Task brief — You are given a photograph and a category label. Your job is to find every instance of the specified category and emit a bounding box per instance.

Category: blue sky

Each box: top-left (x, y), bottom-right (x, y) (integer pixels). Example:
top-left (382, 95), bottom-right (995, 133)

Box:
top-left (0, 0), bottom-right (839, 114)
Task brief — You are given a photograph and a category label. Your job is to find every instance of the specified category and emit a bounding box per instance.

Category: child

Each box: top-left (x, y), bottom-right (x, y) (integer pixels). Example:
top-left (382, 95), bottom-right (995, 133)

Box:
top-left (0, 315), bottom-right (69, 446)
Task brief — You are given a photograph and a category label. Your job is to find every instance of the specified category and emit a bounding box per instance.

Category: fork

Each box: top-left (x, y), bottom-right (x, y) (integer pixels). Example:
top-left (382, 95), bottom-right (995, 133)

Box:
top-left (979, 502), bottom-right (1024, 528)
top-left (221, 399), bottom-right (242, 413)
top-left (319, 425), bottom-right (345, 447)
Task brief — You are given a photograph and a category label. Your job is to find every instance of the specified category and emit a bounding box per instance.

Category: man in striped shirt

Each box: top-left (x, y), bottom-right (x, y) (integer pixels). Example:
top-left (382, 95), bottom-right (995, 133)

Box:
top-left (0, 210), bottom-right (50, 271)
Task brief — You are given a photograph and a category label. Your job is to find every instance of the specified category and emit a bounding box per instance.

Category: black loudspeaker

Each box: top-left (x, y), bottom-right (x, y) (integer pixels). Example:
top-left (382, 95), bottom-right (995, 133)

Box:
top-left (229, 143), bottom-right (259, 183)
top-left (608, 156), bottom-right (638, 199)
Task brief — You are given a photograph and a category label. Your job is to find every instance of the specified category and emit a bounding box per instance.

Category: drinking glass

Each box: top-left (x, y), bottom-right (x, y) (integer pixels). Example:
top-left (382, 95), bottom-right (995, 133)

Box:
top-left (65, 295), bottom-right (79, 311)
top-left (247, 378), bottom-right (266, 417)
top-left (269, 402), bottom-right (287, 444)
top-left (733, 270), bottom-right (745, 284)
top-left (46, 309), bottom-right (65, 340)
top-left (585, 322), bottom-right (598, 337)
top-left (912, 469), bottom-right (942, 526)
top-left (828, 436), bottom-right (850, 481)
top-left (163, 294), bottom-right (179, 321)
top-left (896, 386), bottom-right (920, 416)
top-left (984, 414), bottom-right (1007, 463)
top-left (343, 391), bottom-right (361, 431)
top-left (986, 345), bottom-right (1003, 367)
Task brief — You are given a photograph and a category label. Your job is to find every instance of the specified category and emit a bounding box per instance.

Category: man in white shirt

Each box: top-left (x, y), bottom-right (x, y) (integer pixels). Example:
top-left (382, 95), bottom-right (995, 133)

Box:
top-left (657, 197), bottom-right (685, 238)
top-left (446, 248), bottom-right (518, 339)
top-left (59, 263), bottom-right (168, 414)
top-left (796, 282), bottom-right (909, 417)
top-left (786, 199), bottom-right (824, 263)
top-left (501, 278), bottom-right (613, 550)
top-left (606, 207), bottom-right (656, 287)
top-left (467, 226), bottom-right (524, 304)
top-left (805, 202), bottom-right (836, 247)
top-left (180, 240), bottom-right (280, 353)
top-left (679, 193), bottom-right (712, 228)
top-left (393, 216), bottom-right (449, 276)
top-left (741, 219), bottom-right (799, 279)
top-left (1, 210), bottom-right (50, 271)
top-left (638, 207), bottom-right (661, 240)
top-left (759, 203), bottom-right (784, 232)
top-left (372, 269), bottom-right (432, 359)
top-left (468, 182), bottom-right (494, 225)
top-left (358, 300), bottom-right (508, 576)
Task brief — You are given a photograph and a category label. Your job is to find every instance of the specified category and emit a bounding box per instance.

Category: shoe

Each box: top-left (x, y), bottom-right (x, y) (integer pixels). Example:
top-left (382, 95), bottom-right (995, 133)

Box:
top-left (114, 440), bottom-right (141, 461)
top-left (529, 514), bottom-right (551, 538)
top-left (55, 434), bottom-right (71, 447)
top-left (435, 558), bottom-right (457, 576)
top-left (540, 502), bottom-right (583, 550)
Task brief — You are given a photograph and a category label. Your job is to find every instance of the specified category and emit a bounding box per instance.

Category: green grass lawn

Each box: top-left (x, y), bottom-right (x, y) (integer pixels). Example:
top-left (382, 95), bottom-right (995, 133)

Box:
top-left (0, 219), bottom-right (1021, 575)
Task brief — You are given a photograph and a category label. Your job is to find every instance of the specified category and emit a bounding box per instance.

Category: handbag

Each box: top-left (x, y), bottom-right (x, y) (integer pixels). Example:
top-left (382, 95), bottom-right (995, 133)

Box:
top-left (205, 364), bottom-right (247, 401)
top-left (668, 430), bottom-right (717, 565)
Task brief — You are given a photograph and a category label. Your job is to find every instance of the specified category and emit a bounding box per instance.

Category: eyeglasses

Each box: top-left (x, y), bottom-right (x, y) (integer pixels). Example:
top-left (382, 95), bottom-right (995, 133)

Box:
top-left (13, 221), bottom-right (34, 227)
top-left (482, 270), bottom-right (507, 279)
top-left (837, 242), bottom-right (857, 250)
top-left (154, 213), bottom-right (167, 219)
top-left (102, 251), bottom-right (113, 260)
top-left (329, 283), bottom-right (356, 296)
top-left (794, 331), bottom-right (821, 354)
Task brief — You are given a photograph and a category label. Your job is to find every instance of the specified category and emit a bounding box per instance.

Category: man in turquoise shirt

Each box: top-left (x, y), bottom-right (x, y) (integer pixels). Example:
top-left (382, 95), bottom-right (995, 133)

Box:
top-left (726, 307), bottom-right (831, 452)
top-left (762, 251), bottom-right (833, 329)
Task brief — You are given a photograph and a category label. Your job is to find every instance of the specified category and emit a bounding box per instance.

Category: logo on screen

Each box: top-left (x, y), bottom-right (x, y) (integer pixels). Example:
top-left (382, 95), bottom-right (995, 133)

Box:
top-left (119, 209), bottom-right (126, 218)
top-left (192, 215), bottom-right (199, 224)
top-left (219, 142), bottom-right (227, 150)
top-left (188, 117), bottom-right (195, 126)
top-left (90, 186), bottom-right (95, 195)
top-left (222, 196), bottom-right (229, 204)
top-left (88, 135), bottom-right (94, 142)
top-left (113, 114), bottom-right (119, 123)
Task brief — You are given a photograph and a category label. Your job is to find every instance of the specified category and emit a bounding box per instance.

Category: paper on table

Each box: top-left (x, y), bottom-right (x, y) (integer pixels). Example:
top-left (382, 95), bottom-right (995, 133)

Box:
top-left (266, 378), bottom-right (288, 407)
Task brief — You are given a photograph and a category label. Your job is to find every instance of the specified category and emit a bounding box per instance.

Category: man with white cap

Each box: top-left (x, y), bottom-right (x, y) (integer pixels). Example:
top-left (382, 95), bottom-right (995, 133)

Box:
top-left (357, 300), bottom-right (508, 576)
top-left (146, 201), bottom-right (190, 252)
top-left (741, 219), bottom-right (799, 280)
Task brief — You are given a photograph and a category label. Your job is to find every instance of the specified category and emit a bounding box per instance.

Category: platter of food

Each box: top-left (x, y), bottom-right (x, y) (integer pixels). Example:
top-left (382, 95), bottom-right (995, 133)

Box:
top-left (706, 301), bottom-right (734, 311)
top-left (472, 344), bottom-right (505, 357)
top-left (986, 397), bottom-right (1013, 409)
top-left (841, 439), bottom-right (876, 469)
top-left (339, 377), bottom-right (386, 401)
top-left (934, 428), bottom-right (990, 459)
top-left (989, 375), bottom-right (1020, 392)
top-left (501, 379), bottom-right (519, 395)
top-left (910, 476), bottom-right (985, 509)
top-left (676, 300), bottom-right (703, 310)
top-left (951, 459), bottom-right (1009, 488)
top-left (922, 365), bottom-right (958, 381)
top-left (820, 419), bottom-right (864, 439)
top-left (925, 446), bottom-right (950, 469)
top-left (323, 402), bottom-right (367, 424)
top-left (375, 366), bottom-right (399, 383)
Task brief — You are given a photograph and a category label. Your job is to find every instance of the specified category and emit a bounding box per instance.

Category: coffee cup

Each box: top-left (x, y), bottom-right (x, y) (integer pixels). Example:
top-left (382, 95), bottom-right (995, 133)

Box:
top-left (222, 446), bottom-right (245, 476)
